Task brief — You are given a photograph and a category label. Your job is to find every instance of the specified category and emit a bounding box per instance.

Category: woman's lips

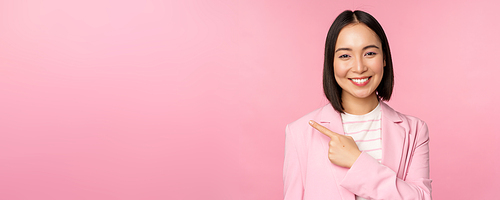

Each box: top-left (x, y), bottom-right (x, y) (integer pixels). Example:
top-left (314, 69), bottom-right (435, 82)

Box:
top-left (349, 77), bottom-right (371, 86)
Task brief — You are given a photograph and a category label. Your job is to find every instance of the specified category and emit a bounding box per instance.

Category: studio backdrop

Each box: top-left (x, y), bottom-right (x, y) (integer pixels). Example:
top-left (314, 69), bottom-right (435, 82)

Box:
top-left (1, 0), bottom-right (499, 199)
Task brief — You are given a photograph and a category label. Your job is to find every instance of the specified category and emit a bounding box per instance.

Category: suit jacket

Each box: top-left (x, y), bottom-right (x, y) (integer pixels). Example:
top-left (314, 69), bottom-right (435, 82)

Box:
top-left (283, 102), bottom-right (432, 200)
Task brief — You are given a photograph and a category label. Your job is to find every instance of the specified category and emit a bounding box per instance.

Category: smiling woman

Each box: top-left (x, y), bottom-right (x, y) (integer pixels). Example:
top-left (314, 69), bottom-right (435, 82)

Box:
top-left (283, 10), bottom-right (432, 200)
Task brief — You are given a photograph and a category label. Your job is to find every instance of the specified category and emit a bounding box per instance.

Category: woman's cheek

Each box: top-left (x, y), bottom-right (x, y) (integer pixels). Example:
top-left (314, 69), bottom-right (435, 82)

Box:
top-left (333, 62), bottom-right (350, 77)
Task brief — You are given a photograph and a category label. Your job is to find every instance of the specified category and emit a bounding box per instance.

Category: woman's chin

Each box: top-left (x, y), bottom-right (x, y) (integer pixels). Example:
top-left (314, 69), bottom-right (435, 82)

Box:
top-left (348, 91), bottom-right (377, 100)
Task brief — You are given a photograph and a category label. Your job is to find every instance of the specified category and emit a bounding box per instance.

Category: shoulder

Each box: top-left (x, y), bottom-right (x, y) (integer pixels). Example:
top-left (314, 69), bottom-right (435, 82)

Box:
top-left (285, 104), bottom-right (336, 146)
top-left (287, 104), bottom-right (331, 132)
top-left (285, 104), bottom-right (335, 154)
top-left (382, 102), bottom-right (429, 140)
top-left (382, 102), bottom-right (426, 125)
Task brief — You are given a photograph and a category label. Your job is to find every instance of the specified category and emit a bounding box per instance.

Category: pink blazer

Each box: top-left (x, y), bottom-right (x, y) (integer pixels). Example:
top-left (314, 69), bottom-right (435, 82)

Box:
top-left (283, 102), bottom-right (432, 200)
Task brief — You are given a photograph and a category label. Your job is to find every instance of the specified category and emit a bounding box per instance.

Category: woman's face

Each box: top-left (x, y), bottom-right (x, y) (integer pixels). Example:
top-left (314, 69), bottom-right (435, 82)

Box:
top-left (333, 23), bottom-right (385, 101)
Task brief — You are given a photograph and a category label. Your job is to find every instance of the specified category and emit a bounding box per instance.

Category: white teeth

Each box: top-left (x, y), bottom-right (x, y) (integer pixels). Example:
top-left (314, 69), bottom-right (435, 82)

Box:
top-left (351, 78), bottom-right (369, 84)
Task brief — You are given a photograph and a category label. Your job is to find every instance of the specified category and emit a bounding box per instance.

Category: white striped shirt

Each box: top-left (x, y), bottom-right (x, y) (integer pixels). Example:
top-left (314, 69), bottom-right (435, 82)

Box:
top-left (341, 103), bottom-right (382, 200)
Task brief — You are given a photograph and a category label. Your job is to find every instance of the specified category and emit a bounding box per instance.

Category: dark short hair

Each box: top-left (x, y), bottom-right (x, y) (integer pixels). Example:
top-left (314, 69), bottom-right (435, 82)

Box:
top-left (323, 10), bottom-right (394, 113)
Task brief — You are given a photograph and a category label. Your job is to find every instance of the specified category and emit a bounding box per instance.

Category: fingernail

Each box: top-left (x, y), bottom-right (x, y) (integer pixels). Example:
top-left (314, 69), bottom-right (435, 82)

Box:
top-left (309, 120), bottom-right (314, 125)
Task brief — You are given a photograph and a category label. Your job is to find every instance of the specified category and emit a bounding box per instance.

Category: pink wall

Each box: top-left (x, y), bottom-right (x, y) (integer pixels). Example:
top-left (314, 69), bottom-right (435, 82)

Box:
top-left (1, 0), bottom-right (498, 199)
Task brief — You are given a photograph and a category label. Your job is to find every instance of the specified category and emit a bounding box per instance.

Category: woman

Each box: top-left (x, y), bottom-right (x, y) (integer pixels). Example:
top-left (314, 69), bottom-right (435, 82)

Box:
top-left (283, 10), bottom-right (432, 200)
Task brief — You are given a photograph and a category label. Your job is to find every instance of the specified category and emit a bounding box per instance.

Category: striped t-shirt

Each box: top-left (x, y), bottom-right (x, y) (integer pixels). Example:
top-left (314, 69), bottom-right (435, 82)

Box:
top-left (341, 103), bottom-right (382, 200)
top-left (341, 103), bottom-right (382, 162)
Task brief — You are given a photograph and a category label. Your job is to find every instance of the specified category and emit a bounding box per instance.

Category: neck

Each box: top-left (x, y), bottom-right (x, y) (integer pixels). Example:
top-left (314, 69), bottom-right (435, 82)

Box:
top-left (342, 93), bottom-right (379, 115)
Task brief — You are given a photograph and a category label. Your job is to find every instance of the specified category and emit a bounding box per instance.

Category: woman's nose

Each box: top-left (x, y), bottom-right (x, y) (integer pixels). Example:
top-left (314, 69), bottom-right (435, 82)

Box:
top-left (352, 57), bottom-right (368, 73)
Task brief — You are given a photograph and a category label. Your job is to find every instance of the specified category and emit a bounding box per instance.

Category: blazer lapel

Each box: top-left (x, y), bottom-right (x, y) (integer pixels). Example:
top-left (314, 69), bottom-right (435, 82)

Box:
top-left (318, 104), bottom-right (355, 200)
top-left (380, 102), bottom-right (408, 179)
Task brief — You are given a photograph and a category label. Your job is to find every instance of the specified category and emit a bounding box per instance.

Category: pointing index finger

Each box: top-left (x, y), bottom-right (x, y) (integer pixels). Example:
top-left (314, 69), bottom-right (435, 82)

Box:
top-left (309, 120), bottom-right (340, 138)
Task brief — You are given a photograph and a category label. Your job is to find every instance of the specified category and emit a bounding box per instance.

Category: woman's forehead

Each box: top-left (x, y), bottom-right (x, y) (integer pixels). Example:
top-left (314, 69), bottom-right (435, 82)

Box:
top-left (335, 23), bottom-right (381, 49)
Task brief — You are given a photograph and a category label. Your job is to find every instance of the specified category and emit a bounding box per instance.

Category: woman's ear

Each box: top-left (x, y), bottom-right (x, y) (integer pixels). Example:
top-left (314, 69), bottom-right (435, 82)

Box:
top-left (384, 59), bottom-right (386, 67)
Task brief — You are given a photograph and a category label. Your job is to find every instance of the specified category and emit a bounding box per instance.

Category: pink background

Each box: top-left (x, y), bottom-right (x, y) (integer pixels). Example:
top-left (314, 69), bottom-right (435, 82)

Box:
top-left (1, 0), bottom-right (499, 199)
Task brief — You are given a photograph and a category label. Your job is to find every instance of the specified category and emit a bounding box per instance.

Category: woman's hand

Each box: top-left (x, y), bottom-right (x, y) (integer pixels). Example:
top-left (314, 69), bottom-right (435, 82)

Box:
top-left (309, 120), bottom-right (361, 168)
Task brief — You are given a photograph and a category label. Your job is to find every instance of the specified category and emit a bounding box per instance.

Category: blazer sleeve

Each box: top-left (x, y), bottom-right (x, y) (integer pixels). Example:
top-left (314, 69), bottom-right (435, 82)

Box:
top-left (283, 124), bottom-right (304, 200)
top-left (339, 121), bottom-right (432, 200)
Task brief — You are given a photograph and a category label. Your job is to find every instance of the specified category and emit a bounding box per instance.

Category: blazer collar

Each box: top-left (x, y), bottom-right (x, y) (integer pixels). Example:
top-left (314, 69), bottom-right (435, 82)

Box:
top-left (317, 103), bottom-right (344, 135)
top-left (380, 102), bottom-right (403, 123)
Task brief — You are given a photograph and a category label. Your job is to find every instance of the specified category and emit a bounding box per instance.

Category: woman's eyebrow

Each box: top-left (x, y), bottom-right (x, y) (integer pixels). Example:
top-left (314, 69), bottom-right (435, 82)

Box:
top-left (363, 45), bottom-right (380, 50)
top-left (335, 45), bottom-right (380, 53)
top-left (335, 48), bottom-right (351, 53)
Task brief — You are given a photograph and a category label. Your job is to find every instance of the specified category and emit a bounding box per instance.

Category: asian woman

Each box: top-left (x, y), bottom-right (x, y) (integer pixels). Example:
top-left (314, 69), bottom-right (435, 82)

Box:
top-left (283, 10), bottom-right (432, 200)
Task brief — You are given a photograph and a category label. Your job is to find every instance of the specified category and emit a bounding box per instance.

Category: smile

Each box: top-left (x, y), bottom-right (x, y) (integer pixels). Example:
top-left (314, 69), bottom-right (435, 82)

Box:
top-left (349, 77), bottom-right (371, 86)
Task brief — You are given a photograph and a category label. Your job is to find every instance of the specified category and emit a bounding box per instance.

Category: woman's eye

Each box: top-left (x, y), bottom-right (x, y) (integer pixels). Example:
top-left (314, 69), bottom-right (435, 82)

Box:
top-left (338, 54), bottom-right (350, 59)
top-left (365, 52), bottom-right (377, 56)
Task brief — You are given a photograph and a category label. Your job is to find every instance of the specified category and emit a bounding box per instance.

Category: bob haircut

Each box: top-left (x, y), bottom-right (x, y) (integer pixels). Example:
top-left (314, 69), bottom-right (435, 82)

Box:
top-left (323, 10), bottom-right (394, 113)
